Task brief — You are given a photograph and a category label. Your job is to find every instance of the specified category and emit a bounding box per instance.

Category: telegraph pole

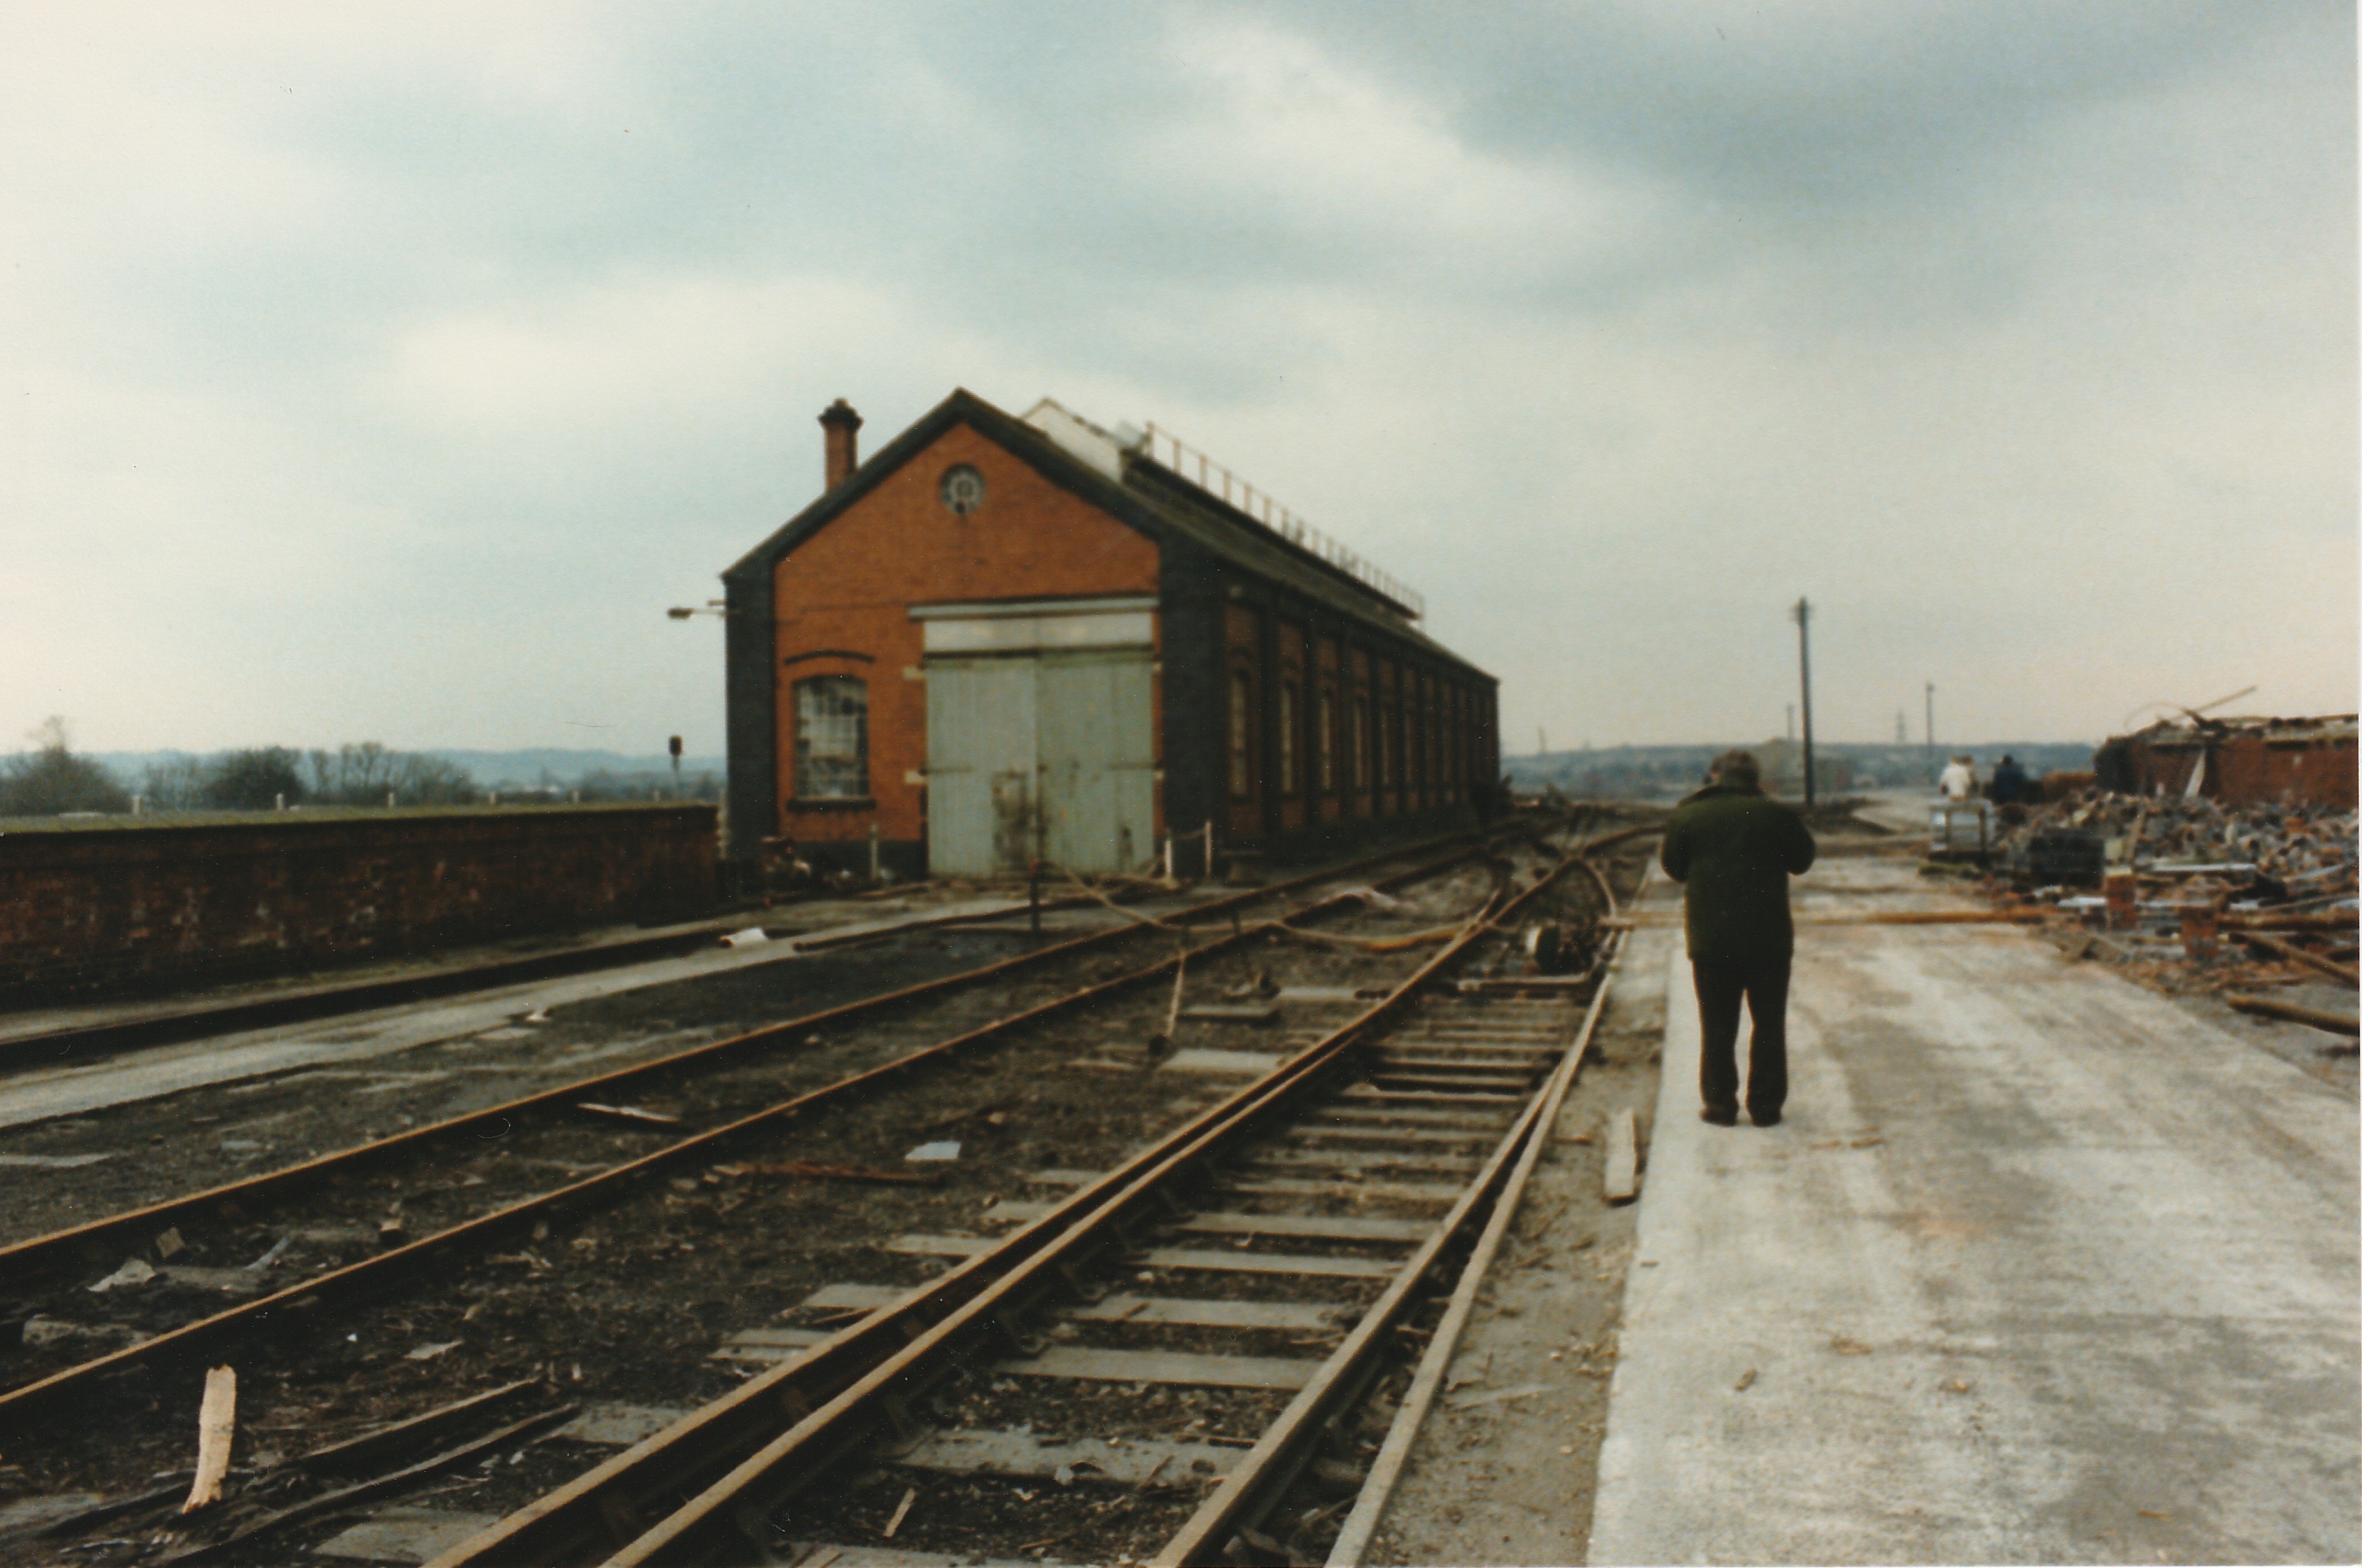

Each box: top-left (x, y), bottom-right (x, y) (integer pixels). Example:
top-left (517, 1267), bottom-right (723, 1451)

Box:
top-left (1924, 682), bottom-right (1936, 784)
top-left (1792, 598), bottom-right (1816, 808)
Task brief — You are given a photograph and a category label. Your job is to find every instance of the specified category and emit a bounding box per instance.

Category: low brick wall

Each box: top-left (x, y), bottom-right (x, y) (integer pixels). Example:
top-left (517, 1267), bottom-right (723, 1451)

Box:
top-left (0, 805), bottom-right (718, 1004)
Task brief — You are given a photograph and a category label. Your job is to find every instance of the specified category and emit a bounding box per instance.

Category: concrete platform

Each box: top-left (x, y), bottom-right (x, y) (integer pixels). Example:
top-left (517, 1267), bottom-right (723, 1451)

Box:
top-left (0, 896), bottom-right (1115, 1131)
top-left (1591, 855), bottom-right (2359, 1565)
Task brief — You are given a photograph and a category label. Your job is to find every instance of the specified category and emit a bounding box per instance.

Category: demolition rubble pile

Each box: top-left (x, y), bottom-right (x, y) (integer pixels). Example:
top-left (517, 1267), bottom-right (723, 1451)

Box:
top-left (1985, 792), bottom-right (2358, 1023)
top-left (1999, 790), bottom-right (2359, 892)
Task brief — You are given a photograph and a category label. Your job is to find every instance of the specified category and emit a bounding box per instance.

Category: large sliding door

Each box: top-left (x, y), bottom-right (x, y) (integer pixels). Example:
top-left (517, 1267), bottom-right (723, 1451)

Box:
top-left (918, 597), bottom-right (1158, 878)
top-left (925, 658), bottom-right (1040, 876)
top-left (1037, 652), bottom-right (1155, 875)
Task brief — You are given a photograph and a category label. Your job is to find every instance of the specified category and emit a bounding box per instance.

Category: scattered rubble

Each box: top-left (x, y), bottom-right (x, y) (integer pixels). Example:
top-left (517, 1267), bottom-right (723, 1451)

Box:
top-left (1972, 789), bottom-right (2357, 1039)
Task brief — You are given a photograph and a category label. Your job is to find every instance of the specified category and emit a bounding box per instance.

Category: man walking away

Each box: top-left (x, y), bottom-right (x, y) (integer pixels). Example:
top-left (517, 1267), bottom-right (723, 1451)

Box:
top-left (1660, 750), bottom-right (1817, 1127)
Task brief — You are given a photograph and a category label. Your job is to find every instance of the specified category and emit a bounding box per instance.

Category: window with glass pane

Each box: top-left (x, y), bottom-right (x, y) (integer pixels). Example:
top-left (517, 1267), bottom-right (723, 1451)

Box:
top-left (795, 676), bottom-right (869, 798)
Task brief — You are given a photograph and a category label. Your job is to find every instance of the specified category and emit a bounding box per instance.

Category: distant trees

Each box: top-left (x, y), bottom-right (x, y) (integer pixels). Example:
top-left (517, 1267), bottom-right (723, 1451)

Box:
top-left (0, 718), bottom-right (132, 815)
top-left (304, 743), bottom-right (477, 806)
top-left (136, 755), bottom-right (208, 810)
top-left (572, 767), bottom-right (722, 804)
top-left (201, 747), bottom-right (309, 809)
top-left (0, 729), bottom-right (715, 818)
top-left (63, 740), bottom-right (485, 815)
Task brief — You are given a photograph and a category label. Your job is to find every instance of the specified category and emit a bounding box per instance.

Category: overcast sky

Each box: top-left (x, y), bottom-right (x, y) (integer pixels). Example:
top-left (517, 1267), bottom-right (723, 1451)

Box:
top-left (4, 2), bottom-right (2353, 759)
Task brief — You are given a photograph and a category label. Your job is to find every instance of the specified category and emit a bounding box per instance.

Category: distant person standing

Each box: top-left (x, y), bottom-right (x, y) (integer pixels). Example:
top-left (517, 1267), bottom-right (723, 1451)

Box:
top-left (1938, 753), bottom-right (1978, 800)
top-left (1660, 750), bottom-right (1817, 1128)
top-left (1989, 755), bottom-right (2030, 806)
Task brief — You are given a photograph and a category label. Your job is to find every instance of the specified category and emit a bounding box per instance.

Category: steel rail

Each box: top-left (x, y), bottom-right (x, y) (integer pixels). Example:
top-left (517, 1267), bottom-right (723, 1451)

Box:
top-left (0, 821), bottom-right (1511, 1296)
top-left (0, 836), bottom-right (1511, 1429)
top-left (1171, 927), bottom-right (1626, 1567)
top-left (480, 851), bottom-right (1597, 1568)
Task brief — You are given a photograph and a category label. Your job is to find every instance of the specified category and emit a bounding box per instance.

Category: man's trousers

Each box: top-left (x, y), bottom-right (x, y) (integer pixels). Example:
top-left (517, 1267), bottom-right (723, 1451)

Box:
top-left (1690, 951), bottom-right (1792, 1120)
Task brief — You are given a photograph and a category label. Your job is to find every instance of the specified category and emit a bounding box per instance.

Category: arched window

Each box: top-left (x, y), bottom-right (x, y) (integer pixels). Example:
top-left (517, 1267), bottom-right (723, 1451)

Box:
top-left (795, 676), bottom-right (868, 798)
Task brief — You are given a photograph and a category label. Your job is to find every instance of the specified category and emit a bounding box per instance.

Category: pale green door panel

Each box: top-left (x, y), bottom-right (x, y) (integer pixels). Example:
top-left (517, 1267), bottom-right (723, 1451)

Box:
top-left (925, 651), bottom-right (1154, 877)
top-left (925, 658), bottom-right (1038, 876)
top-left (1037, 652), bottom-right (1156, 875)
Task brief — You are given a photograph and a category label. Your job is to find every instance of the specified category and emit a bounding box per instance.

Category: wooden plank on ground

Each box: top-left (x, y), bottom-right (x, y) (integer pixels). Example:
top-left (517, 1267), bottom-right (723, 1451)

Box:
top-left (1220, 1175), bottom-right (1464, 1204)
top-left (316, 1508), bottom-right (506, 1564)
top-left (555, 1404), bottom-right (691, 1447)
top-left (802, 1283), bottom-right (907, 1310)
top-left (1282, 1123), bottom-right (1492, 1147)
top-left (1181, 1211), bottom-right (1430, 1243)
top-left (1322, 1102), bottom-right (1513, 1127)
top-left (887, 1235), bottom-right (995, 1257)
top-left (1241, 1148), bottom-right (1482, 1177)
top-left (994, 1346), bottom-right (1320, 1389)
top-left (1604, 1107), bottom-right (1640, 1203)
top-left (898, 1427), bottom-right (1236, 1486)
top-left (1060, 1295), bottom-right (1347, 1331)
top-left (1136, 1247), bottom-right (1397, 1278)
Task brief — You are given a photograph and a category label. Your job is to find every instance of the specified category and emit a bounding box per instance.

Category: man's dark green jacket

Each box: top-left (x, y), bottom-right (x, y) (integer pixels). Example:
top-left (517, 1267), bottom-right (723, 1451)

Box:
top-left (1660, 784), bottom-right (1817, 960)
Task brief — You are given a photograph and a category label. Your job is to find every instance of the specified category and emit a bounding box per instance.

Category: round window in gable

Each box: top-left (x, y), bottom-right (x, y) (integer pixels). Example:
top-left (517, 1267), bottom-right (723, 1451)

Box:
top-left (939, 464), bottom-right (986, 515)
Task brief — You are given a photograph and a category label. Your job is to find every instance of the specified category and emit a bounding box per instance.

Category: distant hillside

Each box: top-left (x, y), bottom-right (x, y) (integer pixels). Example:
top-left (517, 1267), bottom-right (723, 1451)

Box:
top-left (423, 750), bottom-right (727, 786)
top-left (81, 748), bottom-right (726, 788)
top-left (1508, 741), bottom-right (2096, 800)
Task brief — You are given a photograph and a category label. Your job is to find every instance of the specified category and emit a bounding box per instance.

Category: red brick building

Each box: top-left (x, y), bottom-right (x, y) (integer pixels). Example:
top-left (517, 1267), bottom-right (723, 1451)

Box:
top-left (2094, 715), bottom-right (2358, 811)
top-left (722, 391), bottom-right (1499, 879)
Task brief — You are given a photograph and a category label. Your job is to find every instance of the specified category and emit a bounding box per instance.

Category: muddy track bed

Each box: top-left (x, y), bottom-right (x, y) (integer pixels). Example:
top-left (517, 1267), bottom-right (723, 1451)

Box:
top-left (336, 834), bottom-right (1653, 1568)
top-left (0, 834), bottom-right (1509, 1277)
top-left (0, 844), bottom-right (1569, 1561)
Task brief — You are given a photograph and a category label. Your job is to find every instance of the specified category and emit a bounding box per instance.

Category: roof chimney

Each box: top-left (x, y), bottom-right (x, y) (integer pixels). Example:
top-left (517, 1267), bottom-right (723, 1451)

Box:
top-left (818, 399), bottom-right (863, 491)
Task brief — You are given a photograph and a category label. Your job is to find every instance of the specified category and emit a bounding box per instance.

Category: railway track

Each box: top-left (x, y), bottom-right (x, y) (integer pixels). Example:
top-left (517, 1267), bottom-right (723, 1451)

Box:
top-left (408, 831), bottom-right (1641, 1568)
top-left (0, 820), bottom-right (1637, 1566)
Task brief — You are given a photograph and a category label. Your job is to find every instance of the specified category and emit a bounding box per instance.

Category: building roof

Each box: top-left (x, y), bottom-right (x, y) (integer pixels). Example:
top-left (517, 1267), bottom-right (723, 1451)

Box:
top-left (725, 388), bottom-right (1492, 680)
top-left (2113, 715), bottom-right (2359, 749)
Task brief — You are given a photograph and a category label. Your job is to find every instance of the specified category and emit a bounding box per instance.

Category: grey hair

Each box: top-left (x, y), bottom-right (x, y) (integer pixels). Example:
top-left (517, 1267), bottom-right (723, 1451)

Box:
top-left (1711, 749), bottom-right (1762, 789)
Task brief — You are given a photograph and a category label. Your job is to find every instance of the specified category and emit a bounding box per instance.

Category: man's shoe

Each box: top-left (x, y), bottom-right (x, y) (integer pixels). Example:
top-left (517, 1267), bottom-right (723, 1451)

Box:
top-left (1750, 1109), bottom-right (1782, 1127)
top-left (1700, 1106), bottom-right (1738, 1127)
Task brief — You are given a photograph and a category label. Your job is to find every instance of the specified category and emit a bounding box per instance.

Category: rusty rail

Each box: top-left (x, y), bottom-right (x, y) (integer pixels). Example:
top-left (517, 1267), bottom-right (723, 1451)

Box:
top-left (426, 848), bottom-right (1601, 1567)
top-left (0, 822), bottom-right (1511, 1298)
top-left (1191, 928), bottom-right (1625, 1566)
top-left (0, 833), bottom-right (1521, 1426)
